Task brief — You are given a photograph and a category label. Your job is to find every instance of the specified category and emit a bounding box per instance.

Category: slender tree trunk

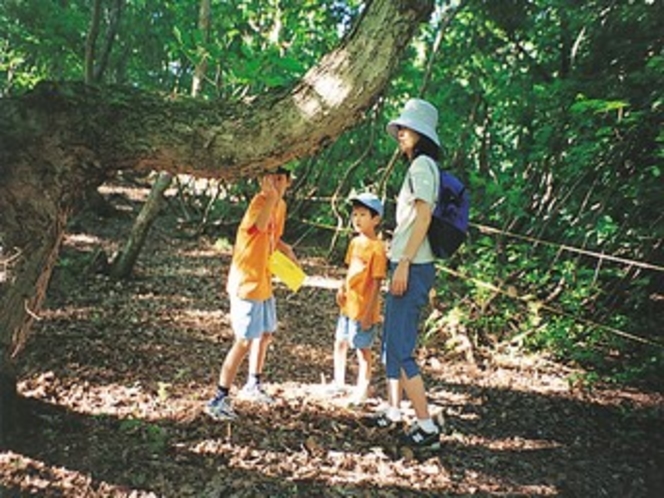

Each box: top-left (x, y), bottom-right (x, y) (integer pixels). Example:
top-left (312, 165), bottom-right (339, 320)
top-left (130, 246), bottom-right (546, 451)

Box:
top-left (94, 0), bottom-right (125, 82)
top-left (85, 0), bottom-right (103, 84)
top-left (191, 0), bottom-right (211, 98)
top-left (109, 172), bottom-right (173, 279)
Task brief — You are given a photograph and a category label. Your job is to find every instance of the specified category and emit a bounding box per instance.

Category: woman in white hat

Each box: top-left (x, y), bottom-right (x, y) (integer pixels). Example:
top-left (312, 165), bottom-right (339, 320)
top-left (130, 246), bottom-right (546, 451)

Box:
top-left (373, 98), bottom-right (441, 449)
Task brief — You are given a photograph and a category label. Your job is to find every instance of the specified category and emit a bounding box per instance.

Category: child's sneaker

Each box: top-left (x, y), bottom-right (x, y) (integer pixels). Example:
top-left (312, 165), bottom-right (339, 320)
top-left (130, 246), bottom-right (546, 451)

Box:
top-left (237, 384), bottom-right (275, 405)
top-left (365, 410), bottom-right (402, 430)
top-left (322, 383), bottom-right (347, 397)
top-left (347, 387), bottom-right (368, 407)
top-left (204, 395), bottom-right (237, 421)
top-left (401, 423), bottom-right (441, 450)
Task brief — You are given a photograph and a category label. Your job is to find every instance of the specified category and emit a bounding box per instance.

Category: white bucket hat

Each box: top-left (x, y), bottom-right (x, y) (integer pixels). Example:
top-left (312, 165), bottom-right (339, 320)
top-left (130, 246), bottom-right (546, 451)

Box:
top-left (386, 98), bottom-right (440, 147)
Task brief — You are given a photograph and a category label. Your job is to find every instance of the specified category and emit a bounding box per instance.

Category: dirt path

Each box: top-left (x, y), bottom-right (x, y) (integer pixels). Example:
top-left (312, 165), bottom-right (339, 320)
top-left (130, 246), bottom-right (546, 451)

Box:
top-left (1, 195), bottom-right (663, 497)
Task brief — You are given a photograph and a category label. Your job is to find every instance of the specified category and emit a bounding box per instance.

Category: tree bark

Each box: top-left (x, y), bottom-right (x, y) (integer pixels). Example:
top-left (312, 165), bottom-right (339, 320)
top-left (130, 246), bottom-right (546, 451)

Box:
top-left (0, 0), bottom-right (433, 440)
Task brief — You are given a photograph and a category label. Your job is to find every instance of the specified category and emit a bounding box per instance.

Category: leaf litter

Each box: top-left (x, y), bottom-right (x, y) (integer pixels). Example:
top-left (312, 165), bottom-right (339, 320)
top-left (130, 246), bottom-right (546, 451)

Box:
top-left (2, 181), bottom-right (663, 497)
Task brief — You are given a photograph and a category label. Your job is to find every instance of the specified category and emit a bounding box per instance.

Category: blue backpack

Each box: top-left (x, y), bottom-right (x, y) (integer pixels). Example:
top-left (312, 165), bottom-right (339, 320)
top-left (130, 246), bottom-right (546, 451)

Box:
top-left (410, 160), bottom-right (470, 258)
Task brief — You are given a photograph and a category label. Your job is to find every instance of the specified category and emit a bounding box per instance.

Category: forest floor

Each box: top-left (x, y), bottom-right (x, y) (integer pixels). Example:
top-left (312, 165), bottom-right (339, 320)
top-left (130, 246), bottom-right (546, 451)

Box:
top-left (1, 178), bottom-right (663, 497)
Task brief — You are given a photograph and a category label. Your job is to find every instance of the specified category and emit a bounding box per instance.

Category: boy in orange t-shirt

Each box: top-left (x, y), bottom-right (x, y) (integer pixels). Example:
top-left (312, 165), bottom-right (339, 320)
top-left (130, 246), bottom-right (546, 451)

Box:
top-left (206, 167), bottom-right (297, 421)
top-left (330, 192), bottom-right (387, 405)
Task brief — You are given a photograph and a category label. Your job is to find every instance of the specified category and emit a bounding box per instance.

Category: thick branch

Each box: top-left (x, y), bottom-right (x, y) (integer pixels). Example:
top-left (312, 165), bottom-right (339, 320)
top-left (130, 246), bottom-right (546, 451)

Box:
top-left (1, 0), bottom-right (433, 182)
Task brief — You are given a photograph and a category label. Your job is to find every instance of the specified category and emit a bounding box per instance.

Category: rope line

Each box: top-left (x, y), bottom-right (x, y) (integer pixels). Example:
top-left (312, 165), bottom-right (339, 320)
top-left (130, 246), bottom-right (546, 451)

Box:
top-left (474, 223), bottom-right (664, 273)
top-left (294, 201), bottom-right (663, 273)
top-left (437, 266), bottom-right (664, 349)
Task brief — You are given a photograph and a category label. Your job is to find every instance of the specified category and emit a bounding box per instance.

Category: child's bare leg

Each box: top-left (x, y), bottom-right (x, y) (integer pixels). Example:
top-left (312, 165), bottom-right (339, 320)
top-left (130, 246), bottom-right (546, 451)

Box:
top-left (356, 347), bottom-right (372, 392)
top-left (218, 339), bottom-right (251, 388)
top-left (333, 339), bottom-right (349, 386)
top-left (249, 332), bottom-right (273, 377)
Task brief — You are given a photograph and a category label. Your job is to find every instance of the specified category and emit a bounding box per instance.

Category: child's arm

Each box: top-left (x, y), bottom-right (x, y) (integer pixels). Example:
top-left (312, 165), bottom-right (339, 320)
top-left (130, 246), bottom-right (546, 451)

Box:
top-left (336, 281), bottom-right (346, 308)
top-left (254, 176), bottom-right (280, 232)
top-left (275, 239), bottom-right (297, 263)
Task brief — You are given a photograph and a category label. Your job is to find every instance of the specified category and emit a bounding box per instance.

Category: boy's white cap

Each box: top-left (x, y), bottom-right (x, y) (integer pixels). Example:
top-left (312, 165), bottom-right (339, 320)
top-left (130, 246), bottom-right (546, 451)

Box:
top-left (349, 192), bottom-right (384, 217)
top-left (386, 98), bottom-right (440, 147)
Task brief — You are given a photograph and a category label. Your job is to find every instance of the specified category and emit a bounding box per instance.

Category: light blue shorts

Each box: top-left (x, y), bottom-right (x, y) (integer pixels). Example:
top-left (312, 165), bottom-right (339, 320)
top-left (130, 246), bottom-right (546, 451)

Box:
top-left (229, 295), bottom-right (277, 340)
top-left (335, 315), bottom-right (377, 350)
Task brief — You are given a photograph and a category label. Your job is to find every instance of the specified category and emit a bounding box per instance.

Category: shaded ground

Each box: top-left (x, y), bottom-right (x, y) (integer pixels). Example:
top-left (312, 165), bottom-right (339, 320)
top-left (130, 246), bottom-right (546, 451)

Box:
top-left (1, 180), bottom-right (663, 497)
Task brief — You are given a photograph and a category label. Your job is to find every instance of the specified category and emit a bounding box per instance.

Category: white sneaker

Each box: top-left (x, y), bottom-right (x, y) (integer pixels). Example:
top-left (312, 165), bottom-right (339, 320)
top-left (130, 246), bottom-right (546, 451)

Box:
top-left (347, 387), bottom-right (368, 406)
top-left (237, 384), bottom-right (275, 405)
top-left (325, 383), bottom-right (350, 397)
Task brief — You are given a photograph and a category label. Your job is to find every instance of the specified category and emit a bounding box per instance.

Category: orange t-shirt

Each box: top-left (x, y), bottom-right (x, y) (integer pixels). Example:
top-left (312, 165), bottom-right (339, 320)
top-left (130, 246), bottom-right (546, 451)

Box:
top-left (226, 193), bottom-right (286, 300)
top-left (340, 235), bottom-right (387, 323)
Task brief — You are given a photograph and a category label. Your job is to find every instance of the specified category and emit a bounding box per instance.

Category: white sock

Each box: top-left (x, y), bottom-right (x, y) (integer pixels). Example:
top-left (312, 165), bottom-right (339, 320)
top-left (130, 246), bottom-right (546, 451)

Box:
top-left (418, 418), bottom-right (438, 434)
top-left (386, 407), bottom-right (402, 422)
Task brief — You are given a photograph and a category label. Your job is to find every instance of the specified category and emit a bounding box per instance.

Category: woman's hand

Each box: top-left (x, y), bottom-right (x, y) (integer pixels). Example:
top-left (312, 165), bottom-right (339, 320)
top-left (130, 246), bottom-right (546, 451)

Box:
top-left (390, 260), bottom-right (409, 296)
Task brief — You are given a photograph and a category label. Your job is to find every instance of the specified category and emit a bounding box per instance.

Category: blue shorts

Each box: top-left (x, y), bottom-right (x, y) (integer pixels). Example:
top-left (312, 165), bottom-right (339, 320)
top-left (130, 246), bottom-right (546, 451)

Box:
top-left (229, 295), bottom-right (277, 340)
top-left (381, 262), bottom-right (435, 379)
top-left (335, 315), bottom-right (377, 350)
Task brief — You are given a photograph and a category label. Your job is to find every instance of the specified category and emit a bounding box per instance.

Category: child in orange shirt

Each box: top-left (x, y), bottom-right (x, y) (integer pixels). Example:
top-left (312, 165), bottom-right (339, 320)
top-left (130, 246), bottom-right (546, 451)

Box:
top-left (206, 167), bottom-right (296, 421)
top-left (331, 192), bottom-right (387, 405)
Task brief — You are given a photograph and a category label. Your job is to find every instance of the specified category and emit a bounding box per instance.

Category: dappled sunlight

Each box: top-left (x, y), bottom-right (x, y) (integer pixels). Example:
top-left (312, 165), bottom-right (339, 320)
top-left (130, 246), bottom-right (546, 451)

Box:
top-left (98, 182), bottom-right (150, 203)
top-left (468, 436), bottom-right (562, 452)
top-left (174, 246), bottom-right (225, 259)
top-left (184, 427), bottom-right (561, 495)
top-left (19, 374), bottom-right (173, 420)
top-left (64, 233), bottom-right (106, 251)
top-left (301, 274), bottom-right (342, 290)
top-left (8, 179), bottom-right (661, 497)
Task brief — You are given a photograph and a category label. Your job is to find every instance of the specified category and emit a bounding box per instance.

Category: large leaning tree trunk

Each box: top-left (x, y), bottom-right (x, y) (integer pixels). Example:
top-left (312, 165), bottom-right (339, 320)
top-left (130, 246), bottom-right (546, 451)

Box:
top-left (0, 0), bottom-right (433, 442)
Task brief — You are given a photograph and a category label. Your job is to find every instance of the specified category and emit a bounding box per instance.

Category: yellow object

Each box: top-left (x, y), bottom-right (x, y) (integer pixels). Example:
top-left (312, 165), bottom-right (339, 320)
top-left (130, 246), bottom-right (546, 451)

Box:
top-left (268, 250), bottom-right (306, 292)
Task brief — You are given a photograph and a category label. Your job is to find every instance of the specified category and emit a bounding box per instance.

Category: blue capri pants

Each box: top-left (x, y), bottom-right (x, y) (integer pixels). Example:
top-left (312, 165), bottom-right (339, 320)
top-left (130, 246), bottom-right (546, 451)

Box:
top-left (381, 262), bottom-right (435, 379)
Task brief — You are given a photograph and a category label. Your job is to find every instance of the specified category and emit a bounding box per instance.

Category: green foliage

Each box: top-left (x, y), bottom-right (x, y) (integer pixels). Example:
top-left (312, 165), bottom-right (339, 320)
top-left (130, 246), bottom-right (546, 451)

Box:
top-left (408, 0), bottom-right (663, 388)
top-left (0, 0), bottom-right (357, 95)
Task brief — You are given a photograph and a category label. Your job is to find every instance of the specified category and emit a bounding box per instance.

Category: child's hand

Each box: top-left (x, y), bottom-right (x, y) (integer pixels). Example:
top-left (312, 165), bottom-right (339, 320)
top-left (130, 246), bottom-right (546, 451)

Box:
top-left (360, 316), bottom-right (373, 331)
top-left (336, 288), bottom-right (346, 307)
top-left (260, 175), bottom-right (279, 202)
top-left (279, 242), bottom-right (298, 264)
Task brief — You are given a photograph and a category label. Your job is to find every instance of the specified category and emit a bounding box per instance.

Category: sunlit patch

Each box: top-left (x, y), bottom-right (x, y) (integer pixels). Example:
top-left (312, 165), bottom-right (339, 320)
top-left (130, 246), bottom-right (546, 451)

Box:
top-left (63, 233), bottom-right (105, 250)
top-left (175, 247), bottom-right (221, 259)
top-left (302, 275), bottom-right (342, 290)
top-left (467, 435), bottom-right (563, 451)
top-left (98, 183), bottom-right (149, 202)
top-left (294, 64), bottom-right (351, 119)
top-left (37, 305), bottom-right (97, 321)
top-left (170, 308), bottom-right (228, 329)
top-left (307, 72), bottom-right (350, 107)
top-left (445, 467), bottom-right (559, 496)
